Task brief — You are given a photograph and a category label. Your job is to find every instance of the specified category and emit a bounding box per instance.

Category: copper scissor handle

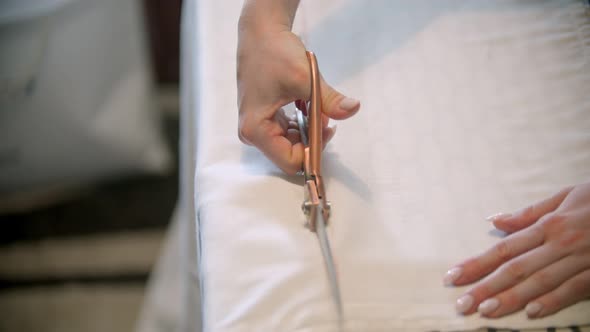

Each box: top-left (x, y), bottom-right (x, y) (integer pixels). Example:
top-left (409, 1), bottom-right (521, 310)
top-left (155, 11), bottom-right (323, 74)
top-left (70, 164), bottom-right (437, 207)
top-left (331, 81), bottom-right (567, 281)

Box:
top-left (297, 51), bottom-right (343, 324)
top-left (298, 51), bottom-right (330, 232)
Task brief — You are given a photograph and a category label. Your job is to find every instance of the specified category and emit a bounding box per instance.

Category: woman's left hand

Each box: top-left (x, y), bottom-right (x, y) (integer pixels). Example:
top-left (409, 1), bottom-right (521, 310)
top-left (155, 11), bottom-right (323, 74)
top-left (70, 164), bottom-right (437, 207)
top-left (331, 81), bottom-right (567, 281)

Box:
top-left (444, 182), bottom-right (590, 319)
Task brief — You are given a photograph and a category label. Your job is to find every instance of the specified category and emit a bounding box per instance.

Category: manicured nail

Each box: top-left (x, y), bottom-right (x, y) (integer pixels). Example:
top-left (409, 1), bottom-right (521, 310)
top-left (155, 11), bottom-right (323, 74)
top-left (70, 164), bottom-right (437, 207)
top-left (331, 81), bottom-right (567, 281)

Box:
top-left (525, 302), bottom-right (543, 318)
top-left (443, 267), bottom-right (462, 286)
top-left (325, 125), bottom-right (337, 143)
top-left (330, 124), bottom-right (338, 134)
top-left (456, 294), bottom-right (474, 314)
top-left (339, 97), bottom-right (360, 111)
top-left (478, 298), bottom-right (500, 315)
top-left (486, 212), bottom-right (512, 222)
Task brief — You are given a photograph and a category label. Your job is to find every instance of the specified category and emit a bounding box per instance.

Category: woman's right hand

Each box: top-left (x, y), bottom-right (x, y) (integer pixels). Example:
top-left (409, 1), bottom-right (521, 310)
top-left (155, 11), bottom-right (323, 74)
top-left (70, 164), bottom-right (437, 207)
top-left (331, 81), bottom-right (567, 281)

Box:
top-left (237, 6), bottom-right (360, 175)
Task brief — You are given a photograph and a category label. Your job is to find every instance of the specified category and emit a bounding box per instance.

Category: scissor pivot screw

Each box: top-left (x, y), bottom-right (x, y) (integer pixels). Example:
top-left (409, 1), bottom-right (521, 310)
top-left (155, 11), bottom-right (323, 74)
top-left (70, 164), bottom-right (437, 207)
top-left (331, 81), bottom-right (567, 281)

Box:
top-left (325, 201), bottom-right (332, 217)
top-left (302, 201), bottom-right (312, 215)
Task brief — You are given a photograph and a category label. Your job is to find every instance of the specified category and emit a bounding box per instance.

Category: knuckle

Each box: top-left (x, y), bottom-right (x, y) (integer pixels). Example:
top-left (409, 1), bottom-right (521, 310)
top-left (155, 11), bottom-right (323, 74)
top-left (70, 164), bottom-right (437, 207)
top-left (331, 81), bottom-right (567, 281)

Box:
top-left (531, 270), bottom-right (555, 290)
top-left (283, 164), bottom-right (300, 176)
top-left (237, 128), bottom-right (248, 144)
top-left (541, 295), bottom-right (560, 312)
top-left (529, 225), bottom-right (546, 243)
top-left (494, 241), bottom-right (514, 262)
top-left (321, 82), bottom-right (339, 104)
top-left (556, 186), bottom-right (574, 199)
top-left (471, 284), bottom-right (493, 302)
top-left (503, 261), bottom-right (527, 282)
top-left (568, 277), bottom-right (590, 294)
top-left (460, 258), bottom-right (488, 283)
top-left (502, 291), bottom-right (521, 308)
top-left (576, 248), bottom-right (590, 266)
top-left (322, 89), bottom-right (345, 115)
top-left (557, 230), bottom-right (585, 250)
top-left (541, 213), bottom-right (567, 234)
top-left (238, 117), bottom-right (255, 143)
top-left (282, 62), bottom-right (309, 92)
top-left (521, 205), bottom-right (536, 220)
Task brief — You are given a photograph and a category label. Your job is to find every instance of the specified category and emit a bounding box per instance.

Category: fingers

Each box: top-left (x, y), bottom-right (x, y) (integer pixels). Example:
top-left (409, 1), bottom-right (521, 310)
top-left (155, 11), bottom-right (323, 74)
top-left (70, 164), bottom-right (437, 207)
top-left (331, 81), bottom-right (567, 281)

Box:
top-left (239, 110), bottom-right (304, 175)
top-left (257, 129), bottom-right (304, 175)
top-left (239, 106), bottom-right (336, 175)
top-left (287, 62), bottom-right (360, 121)
top-left (445, 225), bottom-right (545, 287)
top-left (283, 106), bottom-right (335, 147)
top-left (319, 75), bottom-right (360, 120)
top-left (445, 184), bottom-right (589, 319)
top-left (274, 108), bottom-right (293, 131)
top-left (489, 187), bottom-right (573, 234)
top-left (293, 76), bottom-right (360, 119)
top-left (285, 128), bottom-right (301, 145)
top-left (476, 255), bottom-right (589, 318)
top-left (238, 48), bottom-right (357, 174)
top-left (453, 243), bottom-right (564, 315)
top-left (322, 125), bottom-right (336, 149)
top-left (527, 268), bottom-right (590, 318)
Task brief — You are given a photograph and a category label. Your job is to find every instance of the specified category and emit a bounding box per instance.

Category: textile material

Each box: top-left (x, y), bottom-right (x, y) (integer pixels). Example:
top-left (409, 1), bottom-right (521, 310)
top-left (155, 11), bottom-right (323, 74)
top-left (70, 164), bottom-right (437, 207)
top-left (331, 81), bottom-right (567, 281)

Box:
top-left (190, 0), bottom-right (590, 331)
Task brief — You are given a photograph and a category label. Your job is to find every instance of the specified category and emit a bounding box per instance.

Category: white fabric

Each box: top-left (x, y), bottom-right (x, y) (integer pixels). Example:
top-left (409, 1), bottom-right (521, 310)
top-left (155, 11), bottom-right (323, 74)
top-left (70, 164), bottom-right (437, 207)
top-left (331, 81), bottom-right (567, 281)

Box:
top-left (192, 0), bottom-right (590, 331)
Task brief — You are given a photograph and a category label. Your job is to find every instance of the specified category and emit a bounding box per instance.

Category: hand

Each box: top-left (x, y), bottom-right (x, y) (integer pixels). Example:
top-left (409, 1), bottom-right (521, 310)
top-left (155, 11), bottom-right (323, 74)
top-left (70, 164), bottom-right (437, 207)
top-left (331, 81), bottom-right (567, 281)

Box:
top-left (237, 18), bottom-right (360, 175)
top-left (444, 182), bottom-right (590, 319)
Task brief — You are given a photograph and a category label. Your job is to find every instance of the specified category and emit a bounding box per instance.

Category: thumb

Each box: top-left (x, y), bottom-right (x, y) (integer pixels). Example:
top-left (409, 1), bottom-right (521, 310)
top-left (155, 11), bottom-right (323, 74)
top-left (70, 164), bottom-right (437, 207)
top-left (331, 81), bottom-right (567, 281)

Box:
top-left (320, 75), bottom-right (360, 120)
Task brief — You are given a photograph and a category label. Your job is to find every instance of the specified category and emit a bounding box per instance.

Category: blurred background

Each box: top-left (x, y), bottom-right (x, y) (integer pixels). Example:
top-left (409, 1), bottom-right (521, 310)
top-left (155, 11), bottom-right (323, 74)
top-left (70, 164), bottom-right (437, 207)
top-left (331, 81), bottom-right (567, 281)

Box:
top-left (0, 0), bottom-right (183, 331)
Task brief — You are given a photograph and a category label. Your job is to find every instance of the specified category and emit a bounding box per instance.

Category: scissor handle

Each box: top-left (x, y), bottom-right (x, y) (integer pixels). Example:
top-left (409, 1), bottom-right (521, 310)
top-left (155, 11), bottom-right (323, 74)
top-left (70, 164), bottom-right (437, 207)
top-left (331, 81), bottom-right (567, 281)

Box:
top-left (298, 51), bottom-right (330, 232)
top-left (306, 51), bottom-right (322, 177)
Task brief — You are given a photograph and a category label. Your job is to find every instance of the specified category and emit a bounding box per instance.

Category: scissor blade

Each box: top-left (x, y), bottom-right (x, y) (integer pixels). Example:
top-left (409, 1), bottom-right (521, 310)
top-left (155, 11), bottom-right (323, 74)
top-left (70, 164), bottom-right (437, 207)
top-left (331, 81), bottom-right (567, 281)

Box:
top-left (296, 109), bottom-right (308, 146)
top-left (315, 207), bottom-right (343, 319)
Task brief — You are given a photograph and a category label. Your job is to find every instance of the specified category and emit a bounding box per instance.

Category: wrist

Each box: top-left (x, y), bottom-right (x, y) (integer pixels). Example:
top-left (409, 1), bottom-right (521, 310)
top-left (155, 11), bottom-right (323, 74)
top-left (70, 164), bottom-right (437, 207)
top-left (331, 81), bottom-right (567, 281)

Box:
top-left (239, 0), bottom-right (299, 36)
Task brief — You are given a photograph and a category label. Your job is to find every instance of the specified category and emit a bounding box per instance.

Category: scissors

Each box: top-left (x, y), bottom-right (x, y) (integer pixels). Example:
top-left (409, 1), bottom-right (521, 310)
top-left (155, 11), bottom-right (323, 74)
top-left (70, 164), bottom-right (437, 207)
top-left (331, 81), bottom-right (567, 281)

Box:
top-left (295, 51), bottom-right (343, 322)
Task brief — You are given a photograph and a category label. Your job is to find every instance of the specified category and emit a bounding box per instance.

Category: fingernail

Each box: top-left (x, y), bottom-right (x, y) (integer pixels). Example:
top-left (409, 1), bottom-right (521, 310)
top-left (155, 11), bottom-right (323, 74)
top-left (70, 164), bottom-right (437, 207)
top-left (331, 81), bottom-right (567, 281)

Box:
top-left (525, 302), bottom-right (543, 318)
top-left (339, 97), bottom-right (360, 112)
top-left (330, 124), bottom-right (338, 134)
top-left (486, 212), bottom-right (512, 222)
top-left (443, 267), bottom-right (462, 286)
top-left (478, 298), bottom-right (500, 316)
top-left (325, 125), bottom-right (337, 142)
top-left (456, 294), bottom-right (474, 314)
